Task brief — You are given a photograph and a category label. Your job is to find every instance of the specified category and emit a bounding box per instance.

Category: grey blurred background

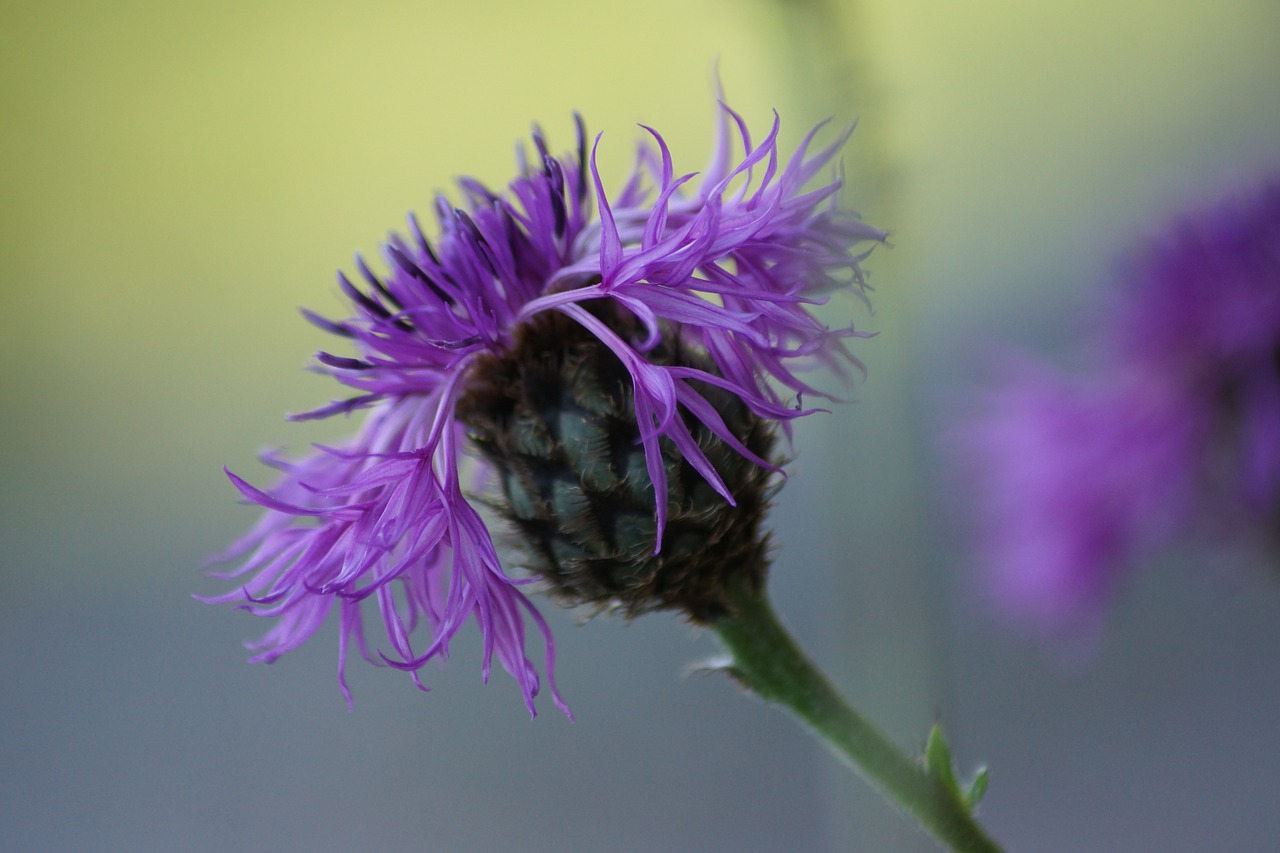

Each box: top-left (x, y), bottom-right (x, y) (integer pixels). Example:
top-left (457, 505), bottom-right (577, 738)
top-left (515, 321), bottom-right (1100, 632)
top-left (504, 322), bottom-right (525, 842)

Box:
top-left (3, 1), bottom-right (1279, 850)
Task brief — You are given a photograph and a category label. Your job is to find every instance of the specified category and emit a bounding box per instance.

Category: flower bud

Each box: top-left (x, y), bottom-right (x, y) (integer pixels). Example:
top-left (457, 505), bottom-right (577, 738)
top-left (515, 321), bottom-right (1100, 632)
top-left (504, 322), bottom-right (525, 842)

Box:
top-left (459, 307), bottom-right (776, 622)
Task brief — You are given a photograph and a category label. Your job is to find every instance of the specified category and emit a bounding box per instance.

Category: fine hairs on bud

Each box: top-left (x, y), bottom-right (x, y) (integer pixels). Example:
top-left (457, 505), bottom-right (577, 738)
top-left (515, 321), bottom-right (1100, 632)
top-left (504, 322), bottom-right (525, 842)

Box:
top-left (457, 306), bottom-right (778, 622)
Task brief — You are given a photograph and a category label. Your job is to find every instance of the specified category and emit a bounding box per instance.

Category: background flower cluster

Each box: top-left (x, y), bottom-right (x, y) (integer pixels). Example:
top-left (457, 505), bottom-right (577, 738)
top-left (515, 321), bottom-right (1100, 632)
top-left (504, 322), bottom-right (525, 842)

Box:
top-left (967, 184), bottom-right (1280, 632)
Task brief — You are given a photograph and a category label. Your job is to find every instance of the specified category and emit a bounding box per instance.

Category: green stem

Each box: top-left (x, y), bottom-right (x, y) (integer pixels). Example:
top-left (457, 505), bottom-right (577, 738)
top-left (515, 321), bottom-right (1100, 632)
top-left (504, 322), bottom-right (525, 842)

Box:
top-left (709, 583), bottom-right (1003, 853)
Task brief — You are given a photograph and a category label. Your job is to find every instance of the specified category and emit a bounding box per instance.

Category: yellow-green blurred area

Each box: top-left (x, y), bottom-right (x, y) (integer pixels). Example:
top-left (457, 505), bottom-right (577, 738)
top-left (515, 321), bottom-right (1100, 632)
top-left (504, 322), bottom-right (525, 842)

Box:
top-left (2, 1), bottom-right (1278, 851)
top-left (1, 0), bottom-right (791, 576)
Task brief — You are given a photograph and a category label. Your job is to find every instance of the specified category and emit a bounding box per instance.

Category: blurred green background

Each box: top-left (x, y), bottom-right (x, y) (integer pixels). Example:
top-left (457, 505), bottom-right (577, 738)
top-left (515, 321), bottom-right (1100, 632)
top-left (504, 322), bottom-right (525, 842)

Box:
top-left (2, 1), bottom-right (1278, 850)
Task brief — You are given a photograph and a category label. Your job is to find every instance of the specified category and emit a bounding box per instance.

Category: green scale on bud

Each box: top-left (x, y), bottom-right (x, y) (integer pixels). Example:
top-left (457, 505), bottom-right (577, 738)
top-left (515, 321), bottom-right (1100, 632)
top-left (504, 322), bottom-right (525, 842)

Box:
top-left (457, 307), bottom-right (778, 623)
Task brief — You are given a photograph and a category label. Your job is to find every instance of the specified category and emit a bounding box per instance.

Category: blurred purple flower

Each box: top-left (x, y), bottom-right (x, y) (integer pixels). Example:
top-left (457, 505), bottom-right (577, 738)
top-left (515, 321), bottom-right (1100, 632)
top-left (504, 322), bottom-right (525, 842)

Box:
top-left (968, 364), bottom-right (1203, 632)
top-left (204, 103), bottom-right (884, 715)
top-left (968, 180), bottom-right (1280, 631)
top-left (1112, 182), bottom-right (1280, 516)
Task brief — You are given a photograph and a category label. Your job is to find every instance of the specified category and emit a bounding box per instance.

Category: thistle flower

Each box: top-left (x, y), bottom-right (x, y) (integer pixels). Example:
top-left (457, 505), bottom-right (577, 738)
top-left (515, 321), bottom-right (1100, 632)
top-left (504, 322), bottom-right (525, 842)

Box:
top-left (205, 102), bottom-right (885, 716)
top-left (967, 180), bottom-right (1280, 631)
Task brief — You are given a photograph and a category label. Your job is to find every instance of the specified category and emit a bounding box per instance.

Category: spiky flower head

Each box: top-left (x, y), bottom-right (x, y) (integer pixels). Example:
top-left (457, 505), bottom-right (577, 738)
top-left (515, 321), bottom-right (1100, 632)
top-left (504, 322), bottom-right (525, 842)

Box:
top-left (205, 101), bottom-right (884, 716)
top-left (967, 180), bottom-right (1280, 632)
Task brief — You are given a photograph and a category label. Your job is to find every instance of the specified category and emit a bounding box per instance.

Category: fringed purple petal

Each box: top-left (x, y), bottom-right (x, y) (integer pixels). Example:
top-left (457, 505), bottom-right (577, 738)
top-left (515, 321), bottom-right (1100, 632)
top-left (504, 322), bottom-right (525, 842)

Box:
top-left (590, 133), bottom-right (623, 282)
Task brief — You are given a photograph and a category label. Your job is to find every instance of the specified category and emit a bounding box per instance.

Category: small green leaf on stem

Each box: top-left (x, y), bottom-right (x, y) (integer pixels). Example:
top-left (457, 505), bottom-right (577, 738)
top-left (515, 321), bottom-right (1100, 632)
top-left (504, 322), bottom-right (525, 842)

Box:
top-left (925, 723), bottom-right (959, 793)
top-left (966, 767), bottom-right (990, 808)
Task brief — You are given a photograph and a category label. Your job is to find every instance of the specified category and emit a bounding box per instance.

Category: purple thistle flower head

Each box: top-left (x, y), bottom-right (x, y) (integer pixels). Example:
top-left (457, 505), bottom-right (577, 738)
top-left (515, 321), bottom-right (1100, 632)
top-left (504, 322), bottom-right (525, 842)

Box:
top-left (205, 100), bottom-right (885, 716)
top-left (965, 179), bottom-right (1280, 633)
